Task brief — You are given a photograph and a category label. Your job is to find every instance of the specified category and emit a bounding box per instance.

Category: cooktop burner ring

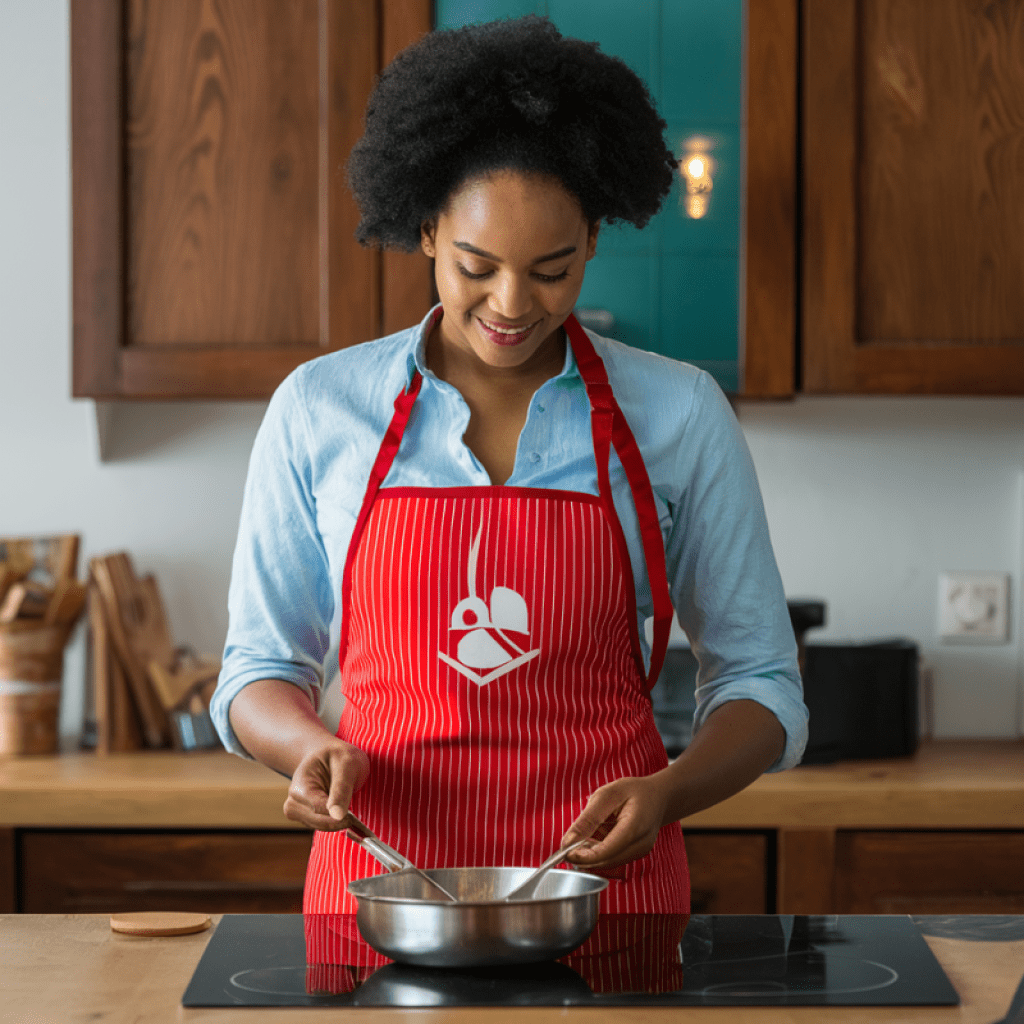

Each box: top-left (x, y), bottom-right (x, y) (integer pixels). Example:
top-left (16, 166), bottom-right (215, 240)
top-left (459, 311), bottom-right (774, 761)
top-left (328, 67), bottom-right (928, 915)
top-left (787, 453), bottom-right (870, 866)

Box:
top-left (691, 950), bottom-right (901, 998)
top-left (229, 966), bottom-right (311, 997)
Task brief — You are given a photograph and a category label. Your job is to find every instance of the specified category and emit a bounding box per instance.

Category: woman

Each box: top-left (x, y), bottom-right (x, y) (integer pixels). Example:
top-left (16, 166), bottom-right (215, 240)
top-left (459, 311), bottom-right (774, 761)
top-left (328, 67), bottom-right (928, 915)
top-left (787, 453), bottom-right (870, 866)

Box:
top-left (212, 16), bottom-right (808, 916)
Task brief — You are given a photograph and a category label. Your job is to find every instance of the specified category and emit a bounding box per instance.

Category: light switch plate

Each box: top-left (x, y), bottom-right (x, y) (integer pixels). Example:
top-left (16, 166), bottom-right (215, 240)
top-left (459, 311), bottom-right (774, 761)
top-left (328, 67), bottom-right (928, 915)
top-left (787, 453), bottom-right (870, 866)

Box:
top-left (937, 572), bottom-right (1010, 644)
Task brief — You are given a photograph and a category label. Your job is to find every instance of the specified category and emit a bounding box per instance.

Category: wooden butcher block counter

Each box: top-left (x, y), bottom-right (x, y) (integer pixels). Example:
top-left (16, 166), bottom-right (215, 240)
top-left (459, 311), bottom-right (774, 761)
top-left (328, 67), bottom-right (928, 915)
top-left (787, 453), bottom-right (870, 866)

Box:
top-left (1, 740), bottom-right (1022, 915)
top-left (3, 913), bottom-right (1024, 1024)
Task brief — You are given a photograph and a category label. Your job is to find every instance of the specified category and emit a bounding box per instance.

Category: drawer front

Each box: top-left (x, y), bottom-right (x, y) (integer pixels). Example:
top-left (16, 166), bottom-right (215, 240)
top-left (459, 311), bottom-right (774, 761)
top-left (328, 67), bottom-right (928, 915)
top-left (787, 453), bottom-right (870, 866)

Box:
top-left (685, 831), bottom-right (768, 913)
top-left (21, 830), bottom-right (313, 914)
top-left (835, 831), bottom-right (1024, 914)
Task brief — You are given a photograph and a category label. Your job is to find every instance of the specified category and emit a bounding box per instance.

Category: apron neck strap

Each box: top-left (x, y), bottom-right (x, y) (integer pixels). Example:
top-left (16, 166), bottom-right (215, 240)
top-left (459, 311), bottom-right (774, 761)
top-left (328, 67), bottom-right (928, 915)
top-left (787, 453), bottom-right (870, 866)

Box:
top-left (564, 314), bottom-right (674, 690)
top-left (338, 372), bottom-right (423, 662)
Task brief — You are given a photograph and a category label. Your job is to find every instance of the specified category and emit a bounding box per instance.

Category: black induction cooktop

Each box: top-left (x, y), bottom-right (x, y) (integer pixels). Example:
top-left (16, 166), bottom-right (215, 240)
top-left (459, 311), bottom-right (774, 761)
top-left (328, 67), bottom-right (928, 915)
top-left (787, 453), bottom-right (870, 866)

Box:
top-left (182, 913), bottom-right (959, 1008)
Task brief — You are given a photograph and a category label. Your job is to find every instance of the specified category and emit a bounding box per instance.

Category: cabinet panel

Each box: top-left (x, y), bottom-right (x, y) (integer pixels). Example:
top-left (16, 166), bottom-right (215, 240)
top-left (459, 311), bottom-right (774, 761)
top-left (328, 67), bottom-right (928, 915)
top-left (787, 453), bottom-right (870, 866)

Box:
top-left (126, 1), bottom-right (321, 350)
top-left (72, 0), bottom-right (434, 400)
top-left (21, 831), bottom-right (313, 914)
top-left (0, 828), bottom-right (14, 914)
top-left (802, 0), bottom-right (1024, 394)
top-left (684, 831), bottom-right (768, 914)
top-left (834, 831), bottom-right (1024, 914)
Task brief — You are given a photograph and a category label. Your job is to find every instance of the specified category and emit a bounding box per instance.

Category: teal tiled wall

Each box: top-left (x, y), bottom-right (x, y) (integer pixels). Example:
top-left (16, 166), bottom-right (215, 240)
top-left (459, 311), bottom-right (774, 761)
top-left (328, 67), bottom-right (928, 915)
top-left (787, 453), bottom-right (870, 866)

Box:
top-left (435, 0), bottom-right (743, 393)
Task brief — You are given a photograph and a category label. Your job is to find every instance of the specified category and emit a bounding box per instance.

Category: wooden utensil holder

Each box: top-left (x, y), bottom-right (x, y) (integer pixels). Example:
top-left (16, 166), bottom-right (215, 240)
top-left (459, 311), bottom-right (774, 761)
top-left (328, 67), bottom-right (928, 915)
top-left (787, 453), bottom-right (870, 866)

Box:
top-left (0, 621), bottom-right (72, 755)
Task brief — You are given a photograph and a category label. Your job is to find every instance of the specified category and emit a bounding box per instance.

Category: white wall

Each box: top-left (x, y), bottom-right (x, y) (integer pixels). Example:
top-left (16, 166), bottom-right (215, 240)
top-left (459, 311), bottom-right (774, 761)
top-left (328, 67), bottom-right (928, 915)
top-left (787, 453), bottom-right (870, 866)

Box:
top-left (737, 399), bottom-right (1024, 739)
top-left (3, 0), bottom-right (1022, 744)
top-left (1, 0), bottom-right (266, 738)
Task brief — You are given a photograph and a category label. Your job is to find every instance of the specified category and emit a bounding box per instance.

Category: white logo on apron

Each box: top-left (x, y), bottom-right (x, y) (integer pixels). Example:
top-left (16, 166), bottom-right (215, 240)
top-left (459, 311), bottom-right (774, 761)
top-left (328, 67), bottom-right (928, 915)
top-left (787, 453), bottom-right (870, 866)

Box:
top-left (438, 524), bottom-right (541, 686)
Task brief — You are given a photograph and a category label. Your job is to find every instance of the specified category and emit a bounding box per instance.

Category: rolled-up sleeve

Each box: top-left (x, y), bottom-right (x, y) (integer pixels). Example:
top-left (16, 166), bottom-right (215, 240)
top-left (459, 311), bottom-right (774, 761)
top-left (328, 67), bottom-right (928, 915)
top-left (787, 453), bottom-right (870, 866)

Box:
top-left (664, 371), bottom-right (808, 771)
top-left (211, 369), bottom-right (336, 757)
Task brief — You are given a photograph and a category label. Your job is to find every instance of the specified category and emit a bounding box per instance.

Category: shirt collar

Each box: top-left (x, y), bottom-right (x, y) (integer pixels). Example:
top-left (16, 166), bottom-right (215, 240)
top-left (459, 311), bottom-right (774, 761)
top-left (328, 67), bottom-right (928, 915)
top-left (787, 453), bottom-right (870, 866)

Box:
top-left (408, 305), bottom-right (582, 387)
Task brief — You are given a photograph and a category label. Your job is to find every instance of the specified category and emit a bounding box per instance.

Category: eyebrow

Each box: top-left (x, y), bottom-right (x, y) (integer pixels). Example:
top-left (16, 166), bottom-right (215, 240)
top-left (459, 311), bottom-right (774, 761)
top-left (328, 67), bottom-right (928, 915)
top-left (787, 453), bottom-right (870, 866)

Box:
top-left (453, 241), bottom-right (578, 264)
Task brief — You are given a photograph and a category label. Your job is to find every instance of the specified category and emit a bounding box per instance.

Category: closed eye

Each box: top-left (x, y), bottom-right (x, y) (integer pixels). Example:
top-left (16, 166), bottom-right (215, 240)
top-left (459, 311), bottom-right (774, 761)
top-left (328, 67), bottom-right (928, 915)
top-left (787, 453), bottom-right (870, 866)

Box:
top-left (457, 264), bottom-right (492, 280)
top-left (456, 263), bottom-right (570, 284)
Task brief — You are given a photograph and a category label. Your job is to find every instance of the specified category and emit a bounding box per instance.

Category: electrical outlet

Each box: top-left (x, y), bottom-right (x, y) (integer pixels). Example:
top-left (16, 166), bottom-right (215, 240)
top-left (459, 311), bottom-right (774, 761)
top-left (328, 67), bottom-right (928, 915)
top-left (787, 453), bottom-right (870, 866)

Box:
top-left (937, 572), bottom-right (1010, 644)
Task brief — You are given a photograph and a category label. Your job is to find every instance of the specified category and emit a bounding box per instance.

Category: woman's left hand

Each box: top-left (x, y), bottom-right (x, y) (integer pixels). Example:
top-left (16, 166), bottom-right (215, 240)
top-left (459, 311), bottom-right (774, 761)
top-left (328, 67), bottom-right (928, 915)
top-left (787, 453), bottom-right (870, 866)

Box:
top-left (560, 701), bottom-right (788, 871)
top-left (560, 773), bottom-right (670, 871)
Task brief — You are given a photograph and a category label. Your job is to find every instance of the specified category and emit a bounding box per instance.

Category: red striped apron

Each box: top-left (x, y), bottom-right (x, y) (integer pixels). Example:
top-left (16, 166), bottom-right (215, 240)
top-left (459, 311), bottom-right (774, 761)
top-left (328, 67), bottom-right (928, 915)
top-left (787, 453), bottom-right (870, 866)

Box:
top-left (304, 313), bottom-right (689, 916)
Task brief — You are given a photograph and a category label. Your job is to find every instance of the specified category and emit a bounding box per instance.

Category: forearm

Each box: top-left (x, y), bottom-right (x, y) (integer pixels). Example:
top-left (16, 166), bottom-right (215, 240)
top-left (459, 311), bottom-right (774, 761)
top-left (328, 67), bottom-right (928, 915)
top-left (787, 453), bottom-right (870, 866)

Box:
top-left (228, 678), bottom-right (337, 779)
top-left (657, 698), bottom-right (785, 824)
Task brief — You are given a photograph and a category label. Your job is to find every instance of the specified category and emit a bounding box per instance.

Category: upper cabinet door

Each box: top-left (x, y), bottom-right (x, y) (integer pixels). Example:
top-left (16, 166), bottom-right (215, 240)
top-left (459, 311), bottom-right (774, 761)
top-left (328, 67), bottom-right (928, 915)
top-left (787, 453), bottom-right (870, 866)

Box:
top-left (72, 0), bottom-right (433, 399)
top-left (802, 0), bottom-right (1024, 394)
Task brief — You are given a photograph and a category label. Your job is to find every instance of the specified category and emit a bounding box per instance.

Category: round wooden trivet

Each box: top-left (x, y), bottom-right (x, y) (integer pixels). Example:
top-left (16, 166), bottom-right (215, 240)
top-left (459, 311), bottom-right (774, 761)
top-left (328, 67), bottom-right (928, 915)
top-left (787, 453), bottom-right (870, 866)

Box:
top-left (109, 911), bottom-right (212, 937)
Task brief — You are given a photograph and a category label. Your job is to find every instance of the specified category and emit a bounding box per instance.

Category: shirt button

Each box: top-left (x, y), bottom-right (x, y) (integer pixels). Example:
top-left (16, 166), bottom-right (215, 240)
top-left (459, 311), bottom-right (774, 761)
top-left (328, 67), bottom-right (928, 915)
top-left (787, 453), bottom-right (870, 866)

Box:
top-left (537, 403), bottom-right (545, 413)
top-left (530, 452), bottom-right (541, 463)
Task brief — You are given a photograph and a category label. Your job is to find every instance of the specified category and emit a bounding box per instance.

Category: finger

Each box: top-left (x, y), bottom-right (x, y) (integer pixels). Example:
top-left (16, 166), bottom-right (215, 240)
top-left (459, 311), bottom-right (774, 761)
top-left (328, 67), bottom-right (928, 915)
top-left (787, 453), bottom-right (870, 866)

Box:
top-left (568, 811), bottom-right (632, 863)
top-left (577, 829), bottom-right (654, 870)
top-left (568, 795), bottom-right (657, 866)
top-left (561, 788), bottom-right (627, 848)
top-left (325, 748), bottom-right (367, 821)
top-left (282, 792), bottom-right (350, 832)
top-left (284, 763), bottom-right (347, 831)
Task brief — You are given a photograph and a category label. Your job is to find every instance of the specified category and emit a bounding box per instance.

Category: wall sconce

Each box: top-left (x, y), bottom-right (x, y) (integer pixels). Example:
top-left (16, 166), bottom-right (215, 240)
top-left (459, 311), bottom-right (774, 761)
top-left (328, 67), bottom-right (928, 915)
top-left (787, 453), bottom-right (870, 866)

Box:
top-left (680, 135), bottom-right (715, 219)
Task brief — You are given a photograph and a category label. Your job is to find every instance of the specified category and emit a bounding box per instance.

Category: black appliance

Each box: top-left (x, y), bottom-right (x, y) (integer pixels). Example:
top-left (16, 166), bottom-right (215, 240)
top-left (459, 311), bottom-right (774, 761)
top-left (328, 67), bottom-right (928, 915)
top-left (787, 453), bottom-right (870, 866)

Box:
top-left (800, 638), bottom-right (918, 764)
top-left (182, 913), bottom-right (959, 1008)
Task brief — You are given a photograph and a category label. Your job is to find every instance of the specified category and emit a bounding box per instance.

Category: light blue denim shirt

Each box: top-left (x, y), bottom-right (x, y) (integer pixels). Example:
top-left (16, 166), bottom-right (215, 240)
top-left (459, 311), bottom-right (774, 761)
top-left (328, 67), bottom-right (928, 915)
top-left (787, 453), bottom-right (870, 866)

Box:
top-left (212, 306), bottom-right (808, 770)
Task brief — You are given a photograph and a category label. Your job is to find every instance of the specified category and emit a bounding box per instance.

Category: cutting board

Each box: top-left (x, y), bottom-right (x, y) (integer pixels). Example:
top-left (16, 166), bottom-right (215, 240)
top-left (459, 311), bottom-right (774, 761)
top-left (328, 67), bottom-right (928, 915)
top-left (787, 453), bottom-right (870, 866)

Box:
top-left (89, 554), bottom-right (172, 749)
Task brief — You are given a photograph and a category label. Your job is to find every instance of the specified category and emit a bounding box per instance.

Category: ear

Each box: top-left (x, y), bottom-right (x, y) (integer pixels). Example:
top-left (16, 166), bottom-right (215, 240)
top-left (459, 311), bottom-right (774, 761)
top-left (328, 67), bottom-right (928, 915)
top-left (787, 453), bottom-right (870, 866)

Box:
top-left (420, 220), bottom-right (437, 259)
top-left (585, 221), bottom-right (600, 261)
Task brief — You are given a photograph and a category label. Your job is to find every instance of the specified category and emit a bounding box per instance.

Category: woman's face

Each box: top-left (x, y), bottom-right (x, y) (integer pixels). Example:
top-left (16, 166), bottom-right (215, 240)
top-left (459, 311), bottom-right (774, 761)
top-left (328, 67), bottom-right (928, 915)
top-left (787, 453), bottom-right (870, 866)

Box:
top-left (421, 170), bottom-right (598, 373)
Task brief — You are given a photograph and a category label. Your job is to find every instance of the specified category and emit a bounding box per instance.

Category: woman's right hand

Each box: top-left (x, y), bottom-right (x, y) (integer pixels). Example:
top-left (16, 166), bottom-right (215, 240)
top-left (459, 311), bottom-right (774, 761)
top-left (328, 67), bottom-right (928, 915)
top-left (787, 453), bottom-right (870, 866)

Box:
top-left (227, 679), bottom-right (372, 832)
top-left (283, 738), bottom-right (370, 831)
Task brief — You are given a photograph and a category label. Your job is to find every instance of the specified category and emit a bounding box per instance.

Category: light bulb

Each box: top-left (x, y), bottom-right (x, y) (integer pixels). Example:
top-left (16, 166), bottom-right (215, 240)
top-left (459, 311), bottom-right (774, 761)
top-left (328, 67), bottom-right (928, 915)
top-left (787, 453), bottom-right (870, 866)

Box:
top-left (679, 136), bottom-right (715, 219)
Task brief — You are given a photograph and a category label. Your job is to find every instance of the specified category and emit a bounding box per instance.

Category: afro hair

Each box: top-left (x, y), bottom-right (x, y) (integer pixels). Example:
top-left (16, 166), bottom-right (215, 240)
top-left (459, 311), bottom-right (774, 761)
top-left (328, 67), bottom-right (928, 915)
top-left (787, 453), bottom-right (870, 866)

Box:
top-left (347, 15), bottom-right (678, 251)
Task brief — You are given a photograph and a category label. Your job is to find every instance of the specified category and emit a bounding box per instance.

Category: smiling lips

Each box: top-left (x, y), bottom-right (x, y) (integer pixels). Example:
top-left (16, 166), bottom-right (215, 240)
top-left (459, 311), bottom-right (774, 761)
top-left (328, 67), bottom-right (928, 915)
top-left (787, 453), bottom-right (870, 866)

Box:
top-left (476, 316), bottom-right (541, 346)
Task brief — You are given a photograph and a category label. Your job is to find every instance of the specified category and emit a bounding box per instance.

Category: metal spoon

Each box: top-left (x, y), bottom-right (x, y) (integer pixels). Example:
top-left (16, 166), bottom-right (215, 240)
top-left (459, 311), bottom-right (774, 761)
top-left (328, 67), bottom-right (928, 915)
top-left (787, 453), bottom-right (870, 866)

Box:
top-left (503, 840), bottom-right (590, 902)
top-left (341, 814), bottom-right (459, 903)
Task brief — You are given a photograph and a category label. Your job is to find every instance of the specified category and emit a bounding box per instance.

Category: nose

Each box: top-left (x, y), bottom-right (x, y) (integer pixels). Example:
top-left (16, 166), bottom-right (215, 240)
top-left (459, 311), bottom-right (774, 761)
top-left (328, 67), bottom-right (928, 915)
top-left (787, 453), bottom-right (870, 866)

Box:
top-left (488, 271), bottom-right (533, 321)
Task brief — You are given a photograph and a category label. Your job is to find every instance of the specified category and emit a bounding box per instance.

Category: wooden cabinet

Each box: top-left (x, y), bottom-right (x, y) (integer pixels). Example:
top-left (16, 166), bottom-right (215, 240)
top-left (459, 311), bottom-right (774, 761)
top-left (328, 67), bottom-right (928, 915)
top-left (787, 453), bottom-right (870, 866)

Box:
top-left (71, 0), bottom-right (434, 400)
top-left (0, 829), bottom-right (14, 914)
top-left (833, 831), bottom-right (1024, 914)
top-left (685, 831), bottom-right (769, 913)
top-left (11, 826), bottom-right (1024, 915)
top-left (21, 830), bottom-right (312, 914)
top-left (799, 0), bottom-right (1024, 395)
top-left (13, 827), bottom-right (768, 915)
top-left (746, 0), bottom-right (1024, 396)
top-left (71, 0), bottom-right (1024, 399)
top-left (778, 829), bottom-right (1024, 915)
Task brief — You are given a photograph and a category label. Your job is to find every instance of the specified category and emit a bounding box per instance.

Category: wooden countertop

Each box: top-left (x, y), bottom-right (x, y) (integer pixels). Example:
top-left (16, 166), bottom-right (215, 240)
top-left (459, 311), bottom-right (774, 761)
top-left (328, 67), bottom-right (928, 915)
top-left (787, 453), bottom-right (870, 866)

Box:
top-left (4, 914), bottom-right (1024, 1023)
top-left (1, 739), bottom-right (1022, 830)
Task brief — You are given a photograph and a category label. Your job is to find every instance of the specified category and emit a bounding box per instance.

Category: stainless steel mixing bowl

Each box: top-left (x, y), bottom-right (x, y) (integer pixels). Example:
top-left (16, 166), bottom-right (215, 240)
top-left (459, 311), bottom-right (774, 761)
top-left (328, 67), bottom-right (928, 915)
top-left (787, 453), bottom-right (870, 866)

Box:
top-left (347, 865), bottom-right (608, 967)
